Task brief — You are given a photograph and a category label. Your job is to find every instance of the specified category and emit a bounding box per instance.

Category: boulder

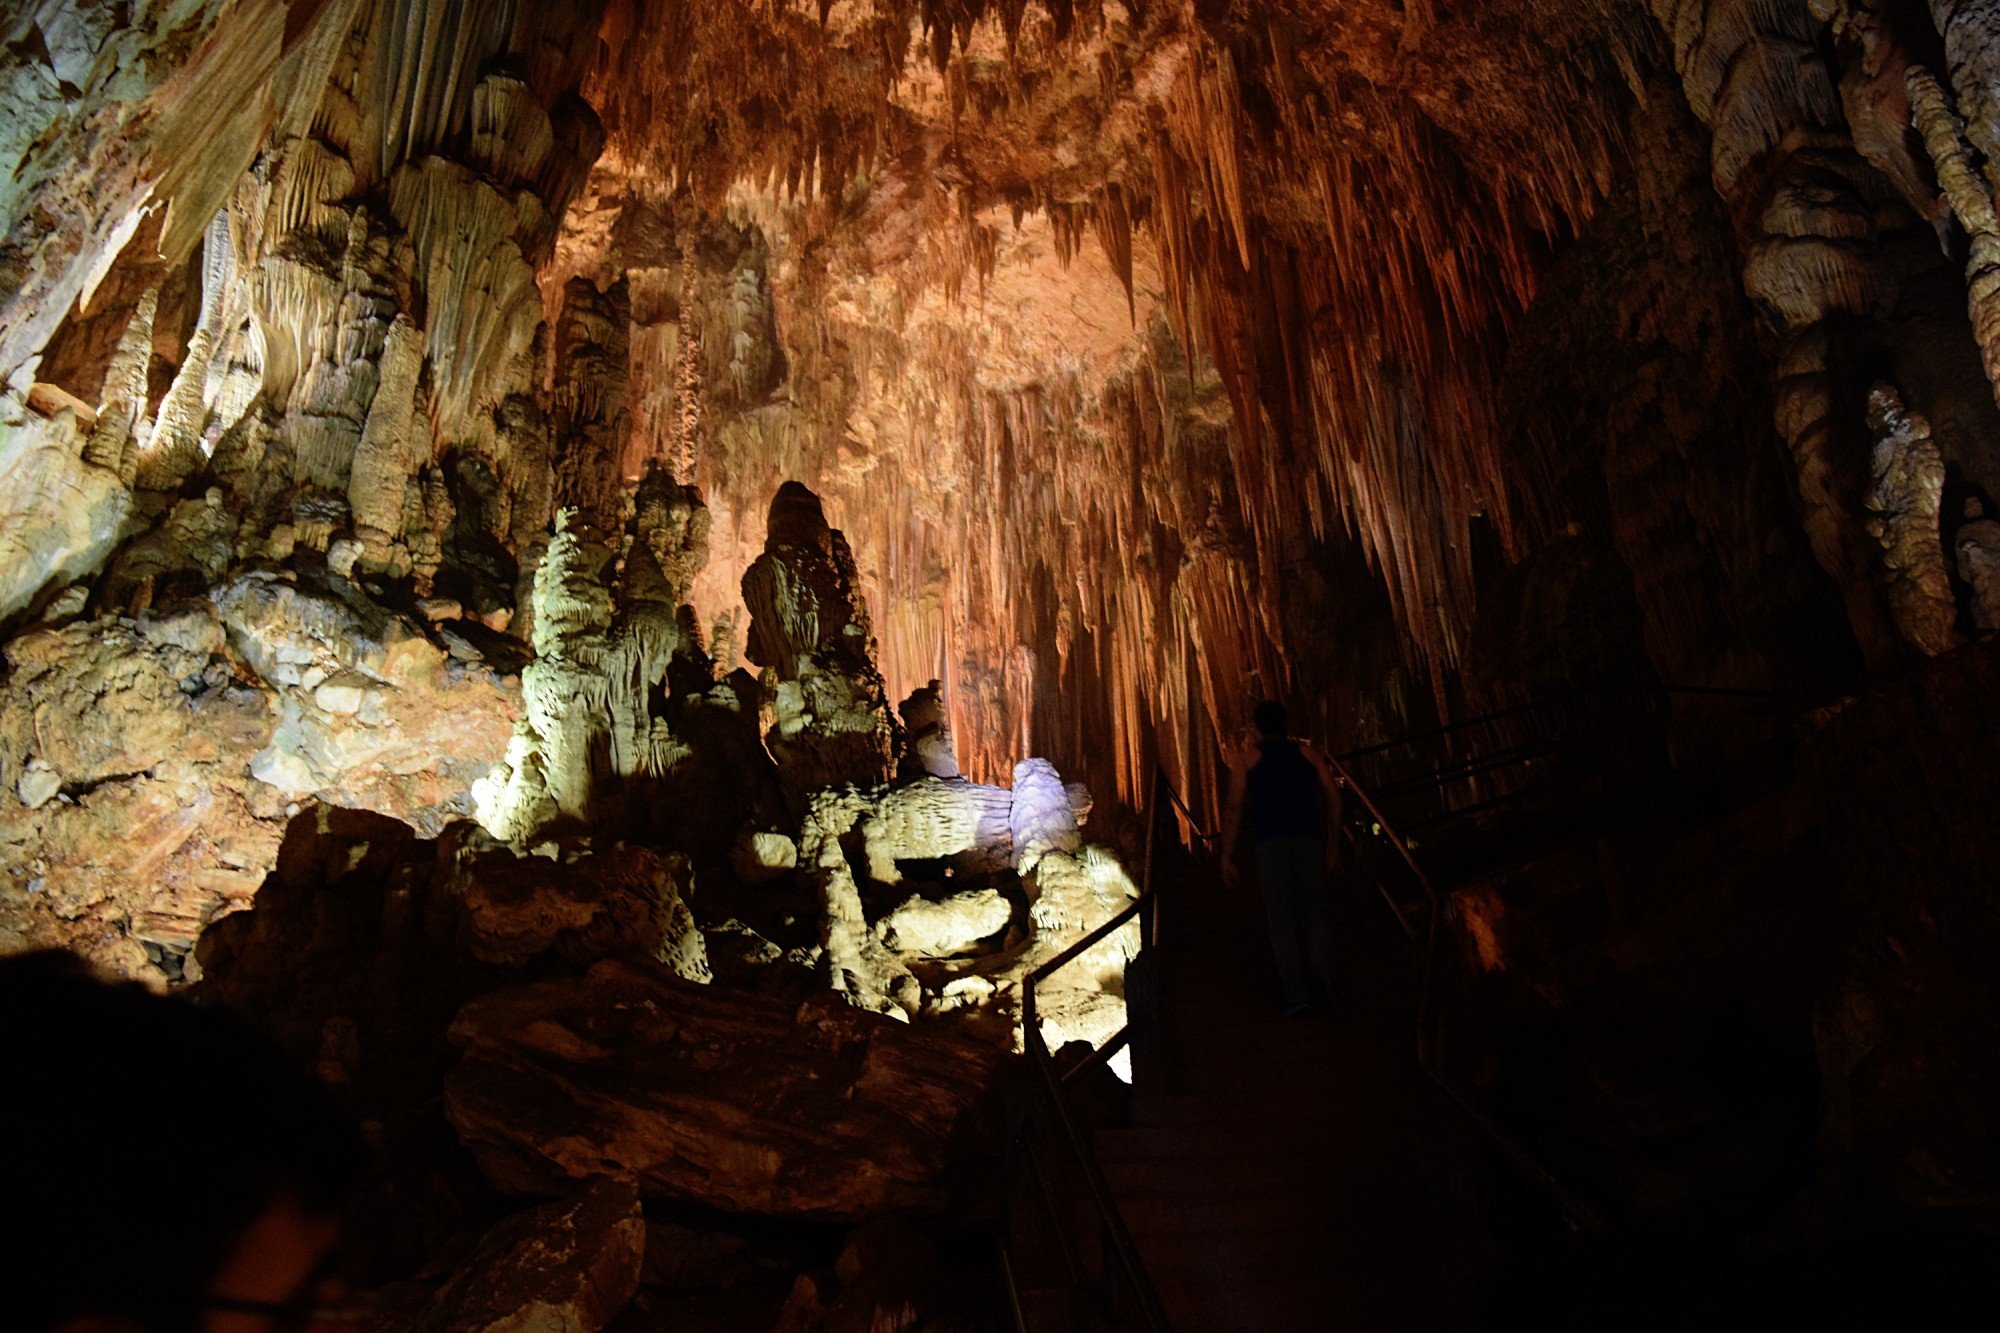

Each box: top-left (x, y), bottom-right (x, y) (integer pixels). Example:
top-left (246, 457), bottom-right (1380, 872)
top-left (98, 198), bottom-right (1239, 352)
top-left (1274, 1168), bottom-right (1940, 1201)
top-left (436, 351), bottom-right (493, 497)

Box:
top-left (414, 1177), bottom-right (645, 1333)
top-left (728, 829), bottom-right (797, 885)
top-left (876, 889), bottom-right (1013, 958)
top-left (444, 959), bottom-right (1010, 1218)
top-left (449, 843), bottom-right (710, 979)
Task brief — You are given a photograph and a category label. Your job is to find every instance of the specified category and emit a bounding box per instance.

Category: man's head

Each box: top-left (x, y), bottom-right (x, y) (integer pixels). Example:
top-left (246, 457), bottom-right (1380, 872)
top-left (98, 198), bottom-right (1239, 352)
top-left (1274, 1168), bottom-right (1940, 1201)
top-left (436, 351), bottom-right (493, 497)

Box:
top-left (0, 951), bottom-right (365, 1331)
top-left (1253, 699), bottom-right (1288, 739)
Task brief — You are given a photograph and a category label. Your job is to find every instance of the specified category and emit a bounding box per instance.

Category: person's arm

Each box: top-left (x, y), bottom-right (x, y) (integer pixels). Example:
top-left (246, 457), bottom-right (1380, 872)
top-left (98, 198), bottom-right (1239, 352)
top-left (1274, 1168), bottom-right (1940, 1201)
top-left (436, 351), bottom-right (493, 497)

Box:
top-left (1220, 762), bottom-right (1248, 888)
top-left (1302, 742), bottom-right (1349, 872)
top-left (1218, 732), bottom-right (1255, 887)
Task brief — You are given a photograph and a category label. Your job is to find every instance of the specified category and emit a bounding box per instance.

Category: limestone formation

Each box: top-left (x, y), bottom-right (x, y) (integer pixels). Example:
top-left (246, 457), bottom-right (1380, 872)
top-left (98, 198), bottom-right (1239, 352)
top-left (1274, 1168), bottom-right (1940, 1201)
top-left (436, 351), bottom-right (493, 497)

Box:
top-left (9, 1), bottom-right (2000, 1292)
top-left (0, 586), bottom-right (514, 973)
top-left (448, 842), bottom-right (708, 980)
top-left (413, 1178), bottom-right (645, 1333)
top-left (552, 277), bottom-right (632, 536)
top-left (1864, 385), bottom-right (1961, 656)
top-left (444, 959), bottom-right (1011, 1219)
top-left (1955, 498), bottom-right (2000, 630)
top-left (1654, 0), bottom-right (1906, 671)
top-left (475, 497), bottom-right (781, 856)
top-left (898, 680), bottom-right (961, 780)
top-left (742, 483), bottom-right (899, 804)
top-left (1907, 65), bottom-right (2000, 409)
top-left (877, 889), bottom-right (1014, 958)
top-left (1928, 3), bottom-right (2000, 189)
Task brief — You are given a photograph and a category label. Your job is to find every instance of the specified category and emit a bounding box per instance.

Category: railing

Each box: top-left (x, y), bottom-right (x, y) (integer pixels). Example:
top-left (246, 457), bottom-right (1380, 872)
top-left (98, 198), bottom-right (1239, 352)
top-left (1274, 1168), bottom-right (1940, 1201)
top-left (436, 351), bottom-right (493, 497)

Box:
top-left (1337, 683), bottom-right (1779, 855)
top-left (1321, 681), bottom-right (1786, 1233)
top-left (1320, 747), bottom-right (1607, 1232)
top-left (1004, 765), bottom-right (1187, 1332)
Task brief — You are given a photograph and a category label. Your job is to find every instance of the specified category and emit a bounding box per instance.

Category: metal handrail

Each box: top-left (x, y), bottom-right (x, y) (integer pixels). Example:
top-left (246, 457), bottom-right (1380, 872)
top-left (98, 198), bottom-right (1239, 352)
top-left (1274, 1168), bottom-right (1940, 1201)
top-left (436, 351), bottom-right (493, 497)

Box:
top-left (1321, 747), bottom-right (1608, 1233)
top-left (1013, 765), bottom-right (1184, 1332)
top-left (1337, 682), bottom-right (1777, 767)
top-left (1337, 682), bottom-right (1782, 853)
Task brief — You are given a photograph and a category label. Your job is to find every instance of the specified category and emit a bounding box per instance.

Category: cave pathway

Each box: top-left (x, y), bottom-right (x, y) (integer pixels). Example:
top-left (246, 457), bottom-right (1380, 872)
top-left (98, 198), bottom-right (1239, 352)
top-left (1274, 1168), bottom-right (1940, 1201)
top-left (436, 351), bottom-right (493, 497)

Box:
top-left (1096, 866), bottom-right (1483, 1330)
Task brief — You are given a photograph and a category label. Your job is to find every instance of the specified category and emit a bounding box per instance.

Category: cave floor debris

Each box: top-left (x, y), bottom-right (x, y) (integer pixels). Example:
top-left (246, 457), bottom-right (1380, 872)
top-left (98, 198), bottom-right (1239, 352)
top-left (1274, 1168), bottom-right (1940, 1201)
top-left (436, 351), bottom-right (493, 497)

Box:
top-left (1098, 875), bottom-right (1481, 1331)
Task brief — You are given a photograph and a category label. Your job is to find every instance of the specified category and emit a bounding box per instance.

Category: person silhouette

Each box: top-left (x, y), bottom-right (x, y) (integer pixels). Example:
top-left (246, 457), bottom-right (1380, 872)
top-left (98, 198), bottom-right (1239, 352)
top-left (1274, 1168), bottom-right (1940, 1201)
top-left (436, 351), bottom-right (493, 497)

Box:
top-left (1, 950), bottom-right (365, 1331)
top-left (1220, 701), bottom-right (1347, 1017)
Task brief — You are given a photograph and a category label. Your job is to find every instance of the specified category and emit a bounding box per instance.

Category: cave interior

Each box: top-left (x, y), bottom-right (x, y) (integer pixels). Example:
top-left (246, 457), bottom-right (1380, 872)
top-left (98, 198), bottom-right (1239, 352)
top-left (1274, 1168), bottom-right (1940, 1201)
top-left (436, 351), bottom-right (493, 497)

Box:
top-left (3, 0), bottom-right (2000, 1327)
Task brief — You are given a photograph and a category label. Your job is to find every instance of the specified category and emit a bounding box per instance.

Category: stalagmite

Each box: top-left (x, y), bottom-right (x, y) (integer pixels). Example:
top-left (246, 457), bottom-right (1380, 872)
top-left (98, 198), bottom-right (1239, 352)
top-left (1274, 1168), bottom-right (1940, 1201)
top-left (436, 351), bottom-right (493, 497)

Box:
top-left (742, 482), bottom-right (898, 803)
top-left (346, 315), bottom-right (426, 571)
top-left (1863, 385), bottom-right (1960, 656)
top-left (79, 289), bottom-right (157, 479)
top-left (552, 277), bottom-right (632, 535)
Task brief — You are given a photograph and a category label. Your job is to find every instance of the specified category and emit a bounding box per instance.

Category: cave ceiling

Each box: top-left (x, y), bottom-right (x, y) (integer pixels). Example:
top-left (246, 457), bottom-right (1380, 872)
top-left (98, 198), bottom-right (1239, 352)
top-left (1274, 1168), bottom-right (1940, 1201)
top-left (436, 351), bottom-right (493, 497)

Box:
top-left (569, 0), bottom-right (1639, 793)
top-left (2, 0), bottom-right (1995, 809)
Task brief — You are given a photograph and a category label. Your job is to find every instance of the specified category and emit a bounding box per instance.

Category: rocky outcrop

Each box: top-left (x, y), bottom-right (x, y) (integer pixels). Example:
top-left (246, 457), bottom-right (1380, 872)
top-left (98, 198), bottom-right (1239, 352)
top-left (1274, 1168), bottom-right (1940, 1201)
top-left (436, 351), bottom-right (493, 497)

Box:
top-left (449, 842), bottom-right (708, 980)
top-left (0, 584), bottom-right (513, 978)
top-left (473, 494), bottom-right (783, 858)
top-left (742, 483), bottom-right (898, 804)
top-left (413, 1177), bottom-right (645, 1333)
top-left (443, 958), bottom-right (1011, 1219)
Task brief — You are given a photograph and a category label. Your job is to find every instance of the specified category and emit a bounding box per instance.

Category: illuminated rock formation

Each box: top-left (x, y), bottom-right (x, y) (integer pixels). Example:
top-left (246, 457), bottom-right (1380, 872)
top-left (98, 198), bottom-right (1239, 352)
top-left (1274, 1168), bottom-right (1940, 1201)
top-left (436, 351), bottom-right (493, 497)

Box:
top-left (1864, 385), bottom-right (1960, 656)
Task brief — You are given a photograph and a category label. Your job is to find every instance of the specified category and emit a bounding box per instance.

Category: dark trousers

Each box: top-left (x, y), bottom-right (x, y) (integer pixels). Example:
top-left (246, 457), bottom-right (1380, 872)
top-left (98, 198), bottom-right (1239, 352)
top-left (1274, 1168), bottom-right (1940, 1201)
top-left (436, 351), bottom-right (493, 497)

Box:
top-left (1253, 835), bottom-right (1341, 1009)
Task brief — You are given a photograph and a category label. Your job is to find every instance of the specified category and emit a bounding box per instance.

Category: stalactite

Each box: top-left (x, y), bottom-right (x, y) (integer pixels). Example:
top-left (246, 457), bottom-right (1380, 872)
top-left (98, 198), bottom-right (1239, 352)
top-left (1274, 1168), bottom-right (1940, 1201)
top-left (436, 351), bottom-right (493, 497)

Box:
top-left (1928, 1), bottom-right (2000, 188)
top-left (1907, 65), bottom-right (2000, 408)
top-left (671, 231), bottom-right (705, 484)
top-left (1651, 0), bottom-right (1904, 672)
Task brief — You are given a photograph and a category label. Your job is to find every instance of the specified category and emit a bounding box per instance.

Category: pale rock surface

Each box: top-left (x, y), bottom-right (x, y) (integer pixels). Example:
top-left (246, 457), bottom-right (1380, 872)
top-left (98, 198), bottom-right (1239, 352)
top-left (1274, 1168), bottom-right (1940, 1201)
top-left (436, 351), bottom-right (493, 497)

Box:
top-left (16, 760), bottom-right (60, 811)
top-left (870, 777), bottom-right (1015, 877)
top-left (876, 889), bottom-right (1014, 958)
top-left (728, 829), bottom-right (798, 885)
top-left (1008, 758), bottom-right (1088, 873)
top-left (0, 590), bottom-right (514, 979)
